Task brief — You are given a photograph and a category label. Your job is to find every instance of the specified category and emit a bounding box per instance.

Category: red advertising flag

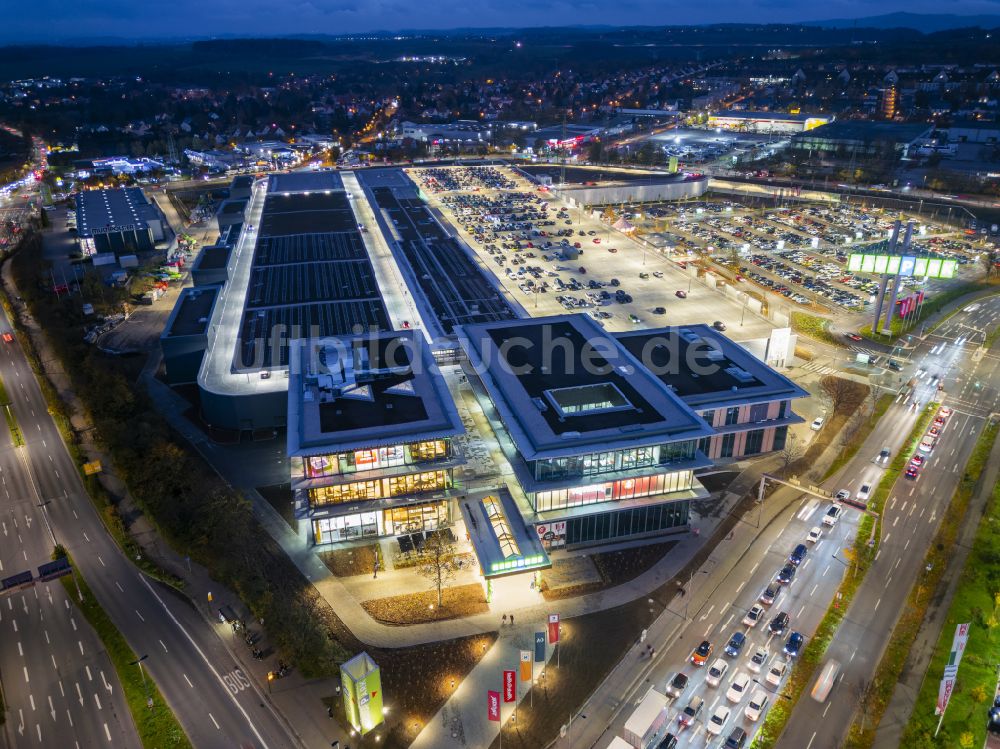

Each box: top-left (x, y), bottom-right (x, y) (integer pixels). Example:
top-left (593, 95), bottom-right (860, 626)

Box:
top-left (503, 670), bottom-right (516, 702)
top-left (548, 613), bottom-right (560, 643)
top-left (487, 690), bottom-right (500, 721)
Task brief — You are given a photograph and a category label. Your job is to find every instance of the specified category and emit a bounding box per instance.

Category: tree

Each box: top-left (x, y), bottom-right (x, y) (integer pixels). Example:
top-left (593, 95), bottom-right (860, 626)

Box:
top-left (777, 433), bottom-right (805, 476)
top-left (418, 533), bottom-right (457, 608)
top-left (982, 250), bottom-right (998, 279)
top-left (820, 375), bottom-right (862, 414)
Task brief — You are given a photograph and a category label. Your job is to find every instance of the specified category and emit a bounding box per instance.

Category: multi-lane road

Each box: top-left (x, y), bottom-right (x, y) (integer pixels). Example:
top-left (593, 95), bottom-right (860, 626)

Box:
top-left (0, 297), bottom-right (299, 747)
top-left (571, 294), bottom-right (999, 749)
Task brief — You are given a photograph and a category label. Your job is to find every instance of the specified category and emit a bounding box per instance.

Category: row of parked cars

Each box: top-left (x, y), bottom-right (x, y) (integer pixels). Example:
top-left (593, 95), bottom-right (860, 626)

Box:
top-left (907, 406), bottom-right (951, 479)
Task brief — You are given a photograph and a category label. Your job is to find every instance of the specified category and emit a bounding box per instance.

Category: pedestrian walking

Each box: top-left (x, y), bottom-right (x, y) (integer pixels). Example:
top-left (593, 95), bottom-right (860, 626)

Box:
top-left (509, 614), bottom-right (514, 626)
top-left (502, 613), bottom-right (508, 626)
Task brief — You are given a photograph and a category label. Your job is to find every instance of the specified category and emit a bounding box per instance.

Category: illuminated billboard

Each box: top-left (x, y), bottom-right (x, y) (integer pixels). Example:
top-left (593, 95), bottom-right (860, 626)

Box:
top-left (846, 254), bottom-right (957, 279)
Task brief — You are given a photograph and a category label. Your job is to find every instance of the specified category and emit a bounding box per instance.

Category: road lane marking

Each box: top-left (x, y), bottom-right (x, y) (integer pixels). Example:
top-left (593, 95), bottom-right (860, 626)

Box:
top-left (135, 610), bottom-right (144, 623)
top-left (115, 582), bottom-right (123, 592)
top-left (910, 487), bottom-right (915, 496)
top-left (885, 576), bottom-right (893, 589)
top-left (183, 673), bottom-right (193, 688)
top-left (893, 516), bottom-right (899, 527)
top-left (895, 557), bottom-right (902, 569)
top-left (900, 502), bottom-right (907, 513)
top-left (884, 533), bottom-right (891, 543)
top-left (29, 694), bottom-right (34, 710)
top-left (801, 558), bottom-right (811, 570)
top-left (806, 731), bottom-right (817, 749)
top-left (810, 584), bottom-right (818, 597)
top-left (97, 556), bottom-right (104, 567)
top-left (796, 604), bottom-right (805, 618)
top-left (721, 613), bottom-right (735, 631)
top-left (159, 639), bottom-right (168, 653)
top-left (874, 598), bottom-right (881, 612)
top-left (70, 618), bottom-right (76, 632)
top-left (51, 655), bottom-right (57, 669)
top-left (699, 605), bottom-right (716, 621)
top-left (704, 623), bottom-right (713, 638)
top-left (822, 564), bottom-right (830, 577)
top-left (104, 723), bottom-right (111, 741)
top-left (94, 694), bottom-right (102, 710)
top-left (24, 666), bottom-right (29, 683)
top-left (138, 576), bottom-right (273, 749)
top-left (209, 713), bottom-right (220, 730)
top-left (17, 641), bottom-right (22, 656)
top-left (749, 561), bottom-right (760, 575)
top-left (78, 641), bottom-right (84, 656)
top-left (904, 538), bottom-right (911, 550)
top-left (85, 666), bottom-right (91, 681)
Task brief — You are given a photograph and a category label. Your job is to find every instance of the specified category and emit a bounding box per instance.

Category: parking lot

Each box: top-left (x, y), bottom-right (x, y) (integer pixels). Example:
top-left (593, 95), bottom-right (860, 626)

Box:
top-left (607, 197), bottom-right (983, 321)
top-left (407, 165), bottom-right (776, 339)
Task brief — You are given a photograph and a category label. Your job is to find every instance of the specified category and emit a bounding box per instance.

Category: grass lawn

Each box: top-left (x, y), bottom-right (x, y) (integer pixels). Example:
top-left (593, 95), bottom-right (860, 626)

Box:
top-left (879, 423), bottom-right (1000, 749)
top-left (861, 280), bottom-right (992, 342)
top-left (58, 553), bottom-right (192, 749)
top-left (361, 583), bottom-right (490, 625)
top-left (791, 311), bottom-right (845, 347)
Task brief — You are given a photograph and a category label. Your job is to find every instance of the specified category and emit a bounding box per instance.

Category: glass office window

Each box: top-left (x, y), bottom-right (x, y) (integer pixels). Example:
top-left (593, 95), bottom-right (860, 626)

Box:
top-left (749, 403), bottom-right (769, 423)
top-left (724, 407), bottom-right (740, 426)
top-left (720, 433), bottom-right (736, 458)
top-left (772, 426), bottom-right (788, 451)
top-left (387, 471), bottom-right (448, 498)
top-left (745, 429), bottom-right (764, 456)
top-left (385, 501), bottom-right (449, 536)
top-left (313, 511), bottom-right (382, 544)
top-left (310, 480), bottom-right (382, 506)
top-left (409, 440), bottom-right (449, 462)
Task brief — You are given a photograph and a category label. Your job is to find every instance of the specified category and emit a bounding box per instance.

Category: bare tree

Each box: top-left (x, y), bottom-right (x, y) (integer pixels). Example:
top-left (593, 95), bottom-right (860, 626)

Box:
top-left (777, 433), bottom-right (805, 476)
top-left (820, 375), bottom-right (862, 414)
top-left (418, 534), bottom-right (457, 608)
top-left (982, 251), bottom-right (998, 279)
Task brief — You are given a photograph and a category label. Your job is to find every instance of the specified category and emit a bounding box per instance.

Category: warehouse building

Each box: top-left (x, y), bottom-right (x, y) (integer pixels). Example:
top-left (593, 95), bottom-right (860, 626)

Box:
top-left (789, 121), bottom-right (933, 160)
top-left (707, 111), bottom-right (830, 134)
top-left (74, 187), bottom-right (165, 256)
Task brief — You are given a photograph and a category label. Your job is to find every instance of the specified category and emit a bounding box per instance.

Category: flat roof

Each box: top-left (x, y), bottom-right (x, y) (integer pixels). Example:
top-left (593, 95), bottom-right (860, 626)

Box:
top-left (793, 121), bottom-right (931, 143)
top-left (615, 325), bottom-right (810, 411)
top-left (75, 187), bottom-right (158, 237)
top-left (520, 164), bottom-right (687, 186)
top-left (192, 244), bottom-right (231, 271)
top-left (162, 286), bottom-right (219, 338)
top-left (711, 111), bottom-right (827, 122)
top-left (457, 314), bottom-right (712, 460)
top-left (267, 170), bottom-right (344, 194)
top-left (234, 184), bottom-right (389, 371)
top-left (231, 175), bottom-right (253, 189)
top-left (217, 198), bottom-right (248, 217)
top-left (459, 489), bottom-right (550, 578)
top-left (287, 330), bottom-right (464, 458)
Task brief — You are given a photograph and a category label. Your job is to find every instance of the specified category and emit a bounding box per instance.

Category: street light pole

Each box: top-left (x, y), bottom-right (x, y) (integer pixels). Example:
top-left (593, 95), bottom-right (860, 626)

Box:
top-left (129, 654), bottom-right (152, 708)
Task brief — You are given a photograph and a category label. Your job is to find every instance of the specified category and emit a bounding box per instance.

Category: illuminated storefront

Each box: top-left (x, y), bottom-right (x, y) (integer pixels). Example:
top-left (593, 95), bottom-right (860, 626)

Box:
top-left (303, 440), bottom-right (451, 480)
top-left (312, 499), bottom-right (451, 544)
top-left (531, 470), bottom-right (694, 512)
top-left (309, 470), bottom-right (450, 507)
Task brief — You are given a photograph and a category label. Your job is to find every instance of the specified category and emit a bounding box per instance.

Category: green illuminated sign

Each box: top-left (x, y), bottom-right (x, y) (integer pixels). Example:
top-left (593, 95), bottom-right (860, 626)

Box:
top-left (846, 253), bottom-right (957, 279)
top-left (341, 652), bottom-right (384, 735)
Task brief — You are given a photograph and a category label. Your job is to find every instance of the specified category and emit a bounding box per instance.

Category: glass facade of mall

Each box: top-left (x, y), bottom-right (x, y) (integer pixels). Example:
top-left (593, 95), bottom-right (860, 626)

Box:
top-left (565, 501), bottom-right (689, 545)
top-left (530, 469), bottom-right (694, 512)
top-left (302, 439), bottom-right (452, 479)
top-left (530, 442), bottom-right (697, 482)
top-left (312, 499), bottom-right (451, 544)
top-left (309, 470), bottom-right (450, 506)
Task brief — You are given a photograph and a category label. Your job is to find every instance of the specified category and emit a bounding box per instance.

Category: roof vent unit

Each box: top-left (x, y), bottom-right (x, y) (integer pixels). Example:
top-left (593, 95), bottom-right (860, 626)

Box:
top-left (561, 431), bottom-right (581, 439)
top-left (705, 346), bottom-right (725, 362)
top-left (679, 328), bottom-right (700, 343)
top-left (531, 397), bottom-right (548, 412)
top-left (725, 366), bottom-right (755, 383)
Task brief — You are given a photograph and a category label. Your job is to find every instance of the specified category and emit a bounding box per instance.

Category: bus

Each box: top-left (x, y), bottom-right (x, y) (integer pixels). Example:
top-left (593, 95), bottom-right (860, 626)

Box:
top-left (810, 660), bottom-right (841, 703)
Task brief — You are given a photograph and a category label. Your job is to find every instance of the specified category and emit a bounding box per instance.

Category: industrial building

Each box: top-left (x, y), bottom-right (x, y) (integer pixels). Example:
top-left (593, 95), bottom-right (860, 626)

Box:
top-left (788, 121), bottom-right (933, 159)
top-left (74, 187), bottom-right (165, 256)
top-left (707, 111), bottom-right (831, 134)
top-left (399, 120), bottom-right (492, 144)
top-left (521, 165), bottom-right (709, 206)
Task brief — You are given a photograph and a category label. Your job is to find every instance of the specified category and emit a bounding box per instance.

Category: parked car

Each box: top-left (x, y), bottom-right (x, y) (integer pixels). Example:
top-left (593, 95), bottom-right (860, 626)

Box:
top-left (810, 416), bottom-right (825, 431)
top-left (675, 290), bottom-right (687, 298)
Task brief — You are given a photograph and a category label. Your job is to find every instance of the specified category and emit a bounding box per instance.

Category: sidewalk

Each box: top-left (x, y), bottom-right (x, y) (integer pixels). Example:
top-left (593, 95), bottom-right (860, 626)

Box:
top-left (872, 428), bottom-right (1000, 748)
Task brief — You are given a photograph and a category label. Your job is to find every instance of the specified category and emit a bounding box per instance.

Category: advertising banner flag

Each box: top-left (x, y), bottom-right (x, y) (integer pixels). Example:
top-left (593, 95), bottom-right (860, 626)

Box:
top-left (487, 690), bottom-right (500, 721)
top-left (548, 614), bottom-right (560, 644)
top-left (520, 651), bottom-right (532, 682)
top-left (534, 631), bottom-right (546, 662)
top-left (935, 676), bottom-right (956, 715)
top-left (503, 670), bottom-right (516, 702)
